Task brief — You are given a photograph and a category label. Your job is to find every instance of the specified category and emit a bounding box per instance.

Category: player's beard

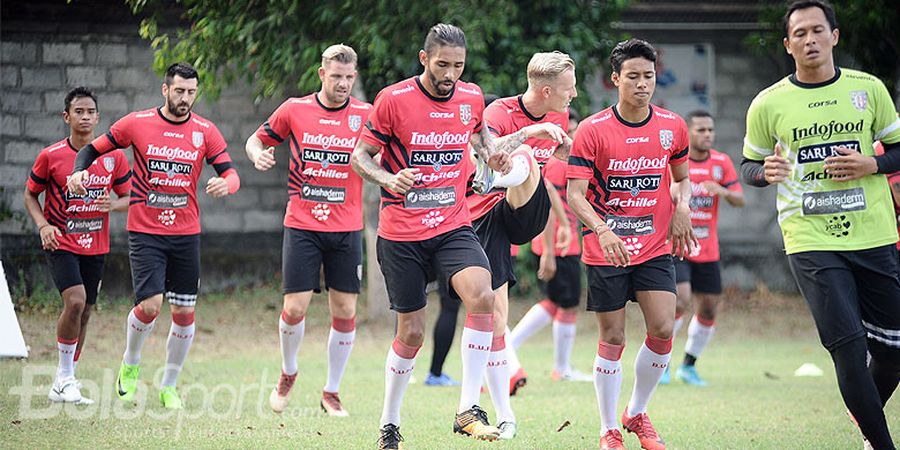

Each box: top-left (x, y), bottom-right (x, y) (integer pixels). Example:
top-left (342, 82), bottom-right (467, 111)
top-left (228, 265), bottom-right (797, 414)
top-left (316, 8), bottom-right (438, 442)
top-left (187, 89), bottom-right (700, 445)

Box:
top-left (166, 95), bottom-right (193, 118)
top-left (324, 88), bottom-right (348, 106)
top-left (428, 71), bottom-right (455, 97)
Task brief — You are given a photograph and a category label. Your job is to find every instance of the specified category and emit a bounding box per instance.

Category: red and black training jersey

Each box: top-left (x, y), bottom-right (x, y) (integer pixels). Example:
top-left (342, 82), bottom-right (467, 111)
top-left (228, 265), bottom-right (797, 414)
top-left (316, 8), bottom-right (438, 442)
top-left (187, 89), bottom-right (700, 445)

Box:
top-left (684, 149), bottom-right (742, 263)
top-left (27, 138), bottom-right (131, 255)
top-left (255, 94), bottom-right (372, 232)
top-left (90, 107), bottom-right (235, 235)
top-left (531, 156), bottom-right (581, 257)
top-left (468, 95), bottom-right (569, 221)
top-left (361, 76), bottom-right (484, 241)
top-left (567, 105), bottom-right (689, 266)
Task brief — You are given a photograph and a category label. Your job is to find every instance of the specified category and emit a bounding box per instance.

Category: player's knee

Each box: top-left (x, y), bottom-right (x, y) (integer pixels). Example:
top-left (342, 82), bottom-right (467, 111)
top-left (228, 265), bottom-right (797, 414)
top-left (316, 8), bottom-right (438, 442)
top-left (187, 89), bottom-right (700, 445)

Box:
top-left (398, 328), bottom-right (425, 347)
top-left (466, 288), bottom-right (494, 314)
top-left (697, 306), bottom-right (717, 322)
top-left (647, 325), bottom-right (673, 341)
top-left (598, 330), bottom-right (626, 346)
top-left (137, 301), bottom-right (162, 318)
top-left (868, 340), bottom-right (900, 372)
top-left (282, 303), bottom-right (307, 319)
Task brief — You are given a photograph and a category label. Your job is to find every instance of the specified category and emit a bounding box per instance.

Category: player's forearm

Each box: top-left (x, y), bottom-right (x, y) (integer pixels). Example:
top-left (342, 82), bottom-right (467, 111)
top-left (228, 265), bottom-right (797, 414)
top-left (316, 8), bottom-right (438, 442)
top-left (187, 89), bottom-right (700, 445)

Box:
top-left (674, 177), bottom-right (692, 210)
top-left (542, 207), bottom-right (556, 249)
top-left (724, 190), bottom-right (745, 207)
top-left (72, 144), bottom-right (101, 173)
top-left (351, 145), bottom-right (393, 187)
top-left (740, 158), bottom-right (769, 187)
top-left (111, 194), bottom-right (130, 212)
top-left (245, 134), bottom-right (265, 163)
top-left (471, 126), bottom-right (499, 162)
top-left (23, 190), bottom-right (49, 229)
top-left (492, 129), bottom-right (526, 155)
top-left (874, 141), bottom-right (900, 174)
top-left (567, 183), bottom-right (605, 234)
top-left (547, 180), bottom-right (569, 228)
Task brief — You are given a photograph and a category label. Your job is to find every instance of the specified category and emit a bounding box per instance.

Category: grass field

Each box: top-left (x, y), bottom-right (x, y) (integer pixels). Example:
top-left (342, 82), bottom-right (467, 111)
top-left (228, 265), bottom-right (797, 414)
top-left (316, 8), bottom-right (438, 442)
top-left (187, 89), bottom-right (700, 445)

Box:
top-left (2, 286), bottom-right (898, 449)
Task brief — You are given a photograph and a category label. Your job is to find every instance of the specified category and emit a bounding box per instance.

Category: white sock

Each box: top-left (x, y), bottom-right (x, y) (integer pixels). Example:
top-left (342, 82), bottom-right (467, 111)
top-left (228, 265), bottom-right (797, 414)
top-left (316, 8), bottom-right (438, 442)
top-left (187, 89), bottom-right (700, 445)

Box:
top-left (380, 339), bottom-right (418, 427)
top-left (279, 311), bottom-right (305, 376)
top-left (324, 317), bottom-right (356, 393)
top-left (506, 327), bottom-right (523, 375)
top-left (553, 320), bottom-right (577, 374)
top-left (161, 313), bottom-right (195, 388)
top-left (486, 335), bottom-right (515, 423)
top-left (684, 316), bottom-right (715, 360)
top-left (493, 153), bottom-right (531, 188)
top-left (594, 342), bottom-right (624, 433)
top-left (510, 300), bottom-right (555, 349)
top-left (57, 338), bottom-right (77, 379)
top-left (459, 313), bottom-right (493, 413)
top-left (672, 314), bottom-right (685, 338)
top-left (123, 307), bottom-right (156, 366)
top-left (626, 336), bottom-right (672, 417)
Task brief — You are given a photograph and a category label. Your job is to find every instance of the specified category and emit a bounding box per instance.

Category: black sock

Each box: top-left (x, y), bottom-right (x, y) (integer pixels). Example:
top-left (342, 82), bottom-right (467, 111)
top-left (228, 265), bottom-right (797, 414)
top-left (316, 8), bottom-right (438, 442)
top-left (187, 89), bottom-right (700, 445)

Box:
top-left (831, 336), bottom-right (895, 450)
top-left (683, 353), bottom-right (697, 367)
top-left (429, 289), bottom-right (460, 377)
top-left (868, 339), bottom-right (900, 407)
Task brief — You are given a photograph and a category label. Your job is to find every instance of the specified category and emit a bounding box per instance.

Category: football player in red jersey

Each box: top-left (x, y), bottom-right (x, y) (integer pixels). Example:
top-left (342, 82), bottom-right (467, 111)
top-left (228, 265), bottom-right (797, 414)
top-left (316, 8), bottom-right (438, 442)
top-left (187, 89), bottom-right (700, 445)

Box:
top-left (68, 63), bottom-right (240, 410)
top-left (567, 39), bottom-right (695, 450)
top-left (660, 110), bottom-right (744, 388)
top-left (245, 44), bottom-right (372, 417)
top-left (351, 24), bottom-right (510, 449)
top-left (24, 87), bottom-right (130, 405)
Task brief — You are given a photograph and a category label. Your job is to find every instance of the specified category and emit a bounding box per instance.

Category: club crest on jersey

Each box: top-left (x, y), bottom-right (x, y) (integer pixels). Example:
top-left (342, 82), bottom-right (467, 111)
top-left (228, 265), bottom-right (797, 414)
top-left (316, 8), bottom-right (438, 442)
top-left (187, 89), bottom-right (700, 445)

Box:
top-left (192, 131), bottom-right (204, 147)
top-left (348, 115), bottom-right (362, 132)
top-left (712, 166), bottom-right (723, 181)
top-left (459, 104), bottom-right (472, 125)
top-left (103, 156), bottom-right (115, 172)
top-left (659, 129), bottom-right (673, 151)
top-left (850, 90), bottom-right (868, 112)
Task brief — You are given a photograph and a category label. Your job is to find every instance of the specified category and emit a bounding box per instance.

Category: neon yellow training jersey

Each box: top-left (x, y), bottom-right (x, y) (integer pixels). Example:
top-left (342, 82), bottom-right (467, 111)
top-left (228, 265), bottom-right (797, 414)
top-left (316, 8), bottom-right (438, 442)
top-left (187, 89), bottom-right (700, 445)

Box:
top-left (743, 68), bottom-right (900, 254)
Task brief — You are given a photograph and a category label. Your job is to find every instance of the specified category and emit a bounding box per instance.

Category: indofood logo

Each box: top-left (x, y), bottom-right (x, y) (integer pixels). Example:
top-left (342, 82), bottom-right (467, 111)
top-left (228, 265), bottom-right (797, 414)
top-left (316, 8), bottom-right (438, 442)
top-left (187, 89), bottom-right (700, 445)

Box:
top-left (606, 156), bottom-right (668, 174)
top-left (792, 119), bottom-right (864, 142)
top-left (410, 131), bottom-right (470, 149)
top-left (301, 133), bottom-right (357, 150)
top-left (146, 144), bottom-right (199, 161)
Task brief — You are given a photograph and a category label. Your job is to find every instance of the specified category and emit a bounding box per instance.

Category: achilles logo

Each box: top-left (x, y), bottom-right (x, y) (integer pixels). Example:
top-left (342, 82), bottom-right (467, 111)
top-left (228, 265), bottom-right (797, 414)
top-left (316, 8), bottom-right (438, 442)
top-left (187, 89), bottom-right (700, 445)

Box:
top-left (414, 170), bottom-right (460, 184)
top-left (693, 225), bottom-right (710, 240)
top-left (146, 144), bottom-right (199, 161)
top-left (606, 197), bottom-right (658, 208)
top-left (607, 175), bottom-right (662, 196)
top-left (146, 191), bottom-right (189, 209)
top-left (301, 184), bottom-right (346, 204)
top-left (410, 150), bottom-right (464, 170)
top-left (605, 214), bottom-right (654, 236)
top-left (318, 119), bottom-right (341, 126)
top-left (625, 137), bottom-right (650, 144)
top-left (65, 217), bottom-right (103, 234)
top-left (690, 210), bottom-right (713, 221)
top-left (150, 177), bottom-right (192, 188)
top-left (797, 140), bottom-right (860, 164)
top-left (404, 186), bottom-right (456, 209)
top-left (301, 133), bottom-right (357, 150)
top-left (606, 156), bottom-right (668, 174)
top-left (163, 131), bottom-right (184, 138)
top-left (410, 131), bottom-right (470, 149)
top-left (302, 148), bottom-right (351, 166)
top-left (801, 170), bottom-right (833, 181)
top-left (302, 167), bottom-right (349, 180)
top-left (66, 203), bottom-right (102, 213)
top-left (429, 112), bottom-right (455, 119)
top-left (802, 188), bottom-right (866, 215)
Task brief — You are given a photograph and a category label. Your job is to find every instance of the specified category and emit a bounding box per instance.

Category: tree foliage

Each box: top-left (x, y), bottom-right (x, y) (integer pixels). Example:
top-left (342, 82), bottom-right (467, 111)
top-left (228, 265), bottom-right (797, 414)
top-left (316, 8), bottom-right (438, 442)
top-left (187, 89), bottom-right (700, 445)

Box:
top-left (127, 0), bottom-right (628, 115)
top-left (745, 0), bottom-right (899, 99)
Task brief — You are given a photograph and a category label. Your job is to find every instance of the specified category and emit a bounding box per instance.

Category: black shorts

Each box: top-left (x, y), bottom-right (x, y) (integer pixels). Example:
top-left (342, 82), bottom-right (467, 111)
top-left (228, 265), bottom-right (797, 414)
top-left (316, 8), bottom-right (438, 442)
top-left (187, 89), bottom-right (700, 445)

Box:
top-left (674, 259), bottom-right (722, 294)
top-left (586, 254), bottom-right (676, 313)
top-left (788, 245), bottom-right (900, 351)
top-left (46, 250), bottom-right (105, 305)
top-left (473, 179), bottom-right (550, 290)
top-left (282, 227), bottom-right (362, 294)
top-left (534, 253), bottom-right (582, 308)
top-left (128, 232), bottom-right (200, 306)
top-left (377, 226), bottom-right (490, 313)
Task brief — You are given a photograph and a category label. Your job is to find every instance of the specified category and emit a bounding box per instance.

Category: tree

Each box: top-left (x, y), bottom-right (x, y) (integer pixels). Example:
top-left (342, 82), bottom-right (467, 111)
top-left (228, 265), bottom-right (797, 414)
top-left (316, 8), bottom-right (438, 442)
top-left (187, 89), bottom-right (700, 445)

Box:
top-left (746, 0), bottom-right (899, 99)
top-left (127, 0), bottom-right (628, 318)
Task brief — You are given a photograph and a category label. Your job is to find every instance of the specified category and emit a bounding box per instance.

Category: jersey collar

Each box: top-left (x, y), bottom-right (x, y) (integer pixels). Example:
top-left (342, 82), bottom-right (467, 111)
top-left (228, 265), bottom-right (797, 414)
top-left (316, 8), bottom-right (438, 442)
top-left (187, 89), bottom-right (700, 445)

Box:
top-left (65, 138), bottom-right (79, 153)
top-left (315, 93), bottom-right (350, 112)
top-left (415, 76), bottom-right (454, 102)
top-left (612, 105), bottom-right (653, 128)
top-left (518, 95), bottom-right (545, 122)
top-left (789, 67), bottom-right (842, 89)
top-left (156, 106), bottom-right (192, 125)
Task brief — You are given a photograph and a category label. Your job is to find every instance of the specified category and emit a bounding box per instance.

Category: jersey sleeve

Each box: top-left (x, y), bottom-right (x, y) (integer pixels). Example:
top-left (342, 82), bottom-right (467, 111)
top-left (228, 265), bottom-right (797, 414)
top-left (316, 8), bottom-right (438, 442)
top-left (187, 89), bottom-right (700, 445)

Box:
top-left (361, 90), bottom-right (393, 148)
top-left (111, 150), bottom-right (132, 196)
top-left (872, 80), bottom-right (900, 145)
top-left (472, 98), bottom-right (484, 134)
top-left (93, 115), bottom-right (133, 154)
top-left (483, 102), bottom-right (514, 137)
top-left (255, 99), bottom-right (292, 147)
top-left (26, 150), bottom-right (49, 194)
top-left (720, 153), bottom-right (743, 192)
top-left (670, 117), bottom-right (690, 165)
top-left (204, 123), bottom-right (235, 176)
top-left (742, 95), bottom-right (774, 161)
top-left (567, 121), bottom-right (595, 180)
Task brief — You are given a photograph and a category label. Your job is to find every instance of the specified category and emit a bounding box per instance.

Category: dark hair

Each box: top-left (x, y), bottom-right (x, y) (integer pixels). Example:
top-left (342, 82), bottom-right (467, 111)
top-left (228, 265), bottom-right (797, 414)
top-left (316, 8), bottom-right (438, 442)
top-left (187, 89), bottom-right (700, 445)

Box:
top-left (424, 23), bottom-right (467, 53)
top-left (609, 39), bottom-right (657, 73)
top-left (483, 93), bottom-right (500, 107)
top-left (685, 109), bottom-right (713, 125)
top-left (784, 0), bottom-right (838, 36)
top-left (64, 86), bottom-right (97, 113)
top-left (165, 62), bottom-right (199, 85)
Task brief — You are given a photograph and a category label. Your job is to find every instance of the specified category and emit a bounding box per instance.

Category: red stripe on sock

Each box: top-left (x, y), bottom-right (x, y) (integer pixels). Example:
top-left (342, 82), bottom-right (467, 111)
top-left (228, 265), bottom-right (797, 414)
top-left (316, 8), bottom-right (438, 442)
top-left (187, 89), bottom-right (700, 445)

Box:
top-left (332, 315), bottom-right (356, 333)
top-left (57, 337), bottom-right (77, 345)
top-left (645, 334), bottom-right (673, 354)
top-left (554, 309), bottom-right (577, 324)
top-left (491, 334), bottom-right (506, 351)
top-left (538, 299), bottom-right (558, 316)
top-left (597, 340), bottom-right (624, 361)
top-left (132, 306), bottom-right (158, 324)
top-left (281, 310), bottom-right (304, 325)
top-left (172, 311), bottom-right (195, 326)
top-left (391, 338), bottom-right (421, 359)
top-left (510, 148), bottom-right (535, 169)
top-left (695, 315), bottom-right (715, 327)
top-left (73, 348), bottom-right (81, 362)
top-left (464, 313), bottom-right (493, 332)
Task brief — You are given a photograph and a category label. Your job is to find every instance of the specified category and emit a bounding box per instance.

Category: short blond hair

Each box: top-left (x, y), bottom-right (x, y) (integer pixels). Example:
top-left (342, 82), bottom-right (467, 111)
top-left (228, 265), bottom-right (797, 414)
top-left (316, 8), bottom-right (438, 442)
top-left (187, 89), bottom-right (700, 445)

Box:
top-left (322, 44), bottom-right (357, 67)
top-left (526, 51), bottom-right (575, 88)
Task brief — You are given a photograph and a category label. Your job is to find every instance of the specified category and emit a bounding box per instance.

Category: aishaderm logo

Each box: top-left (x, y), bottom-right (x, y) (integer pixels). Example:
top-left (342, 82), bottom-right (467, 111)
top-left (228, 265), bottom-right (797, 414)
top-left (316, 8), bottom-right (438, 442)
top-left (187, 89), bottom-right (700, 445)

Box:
top-left (801, 188), bottom-right (866, 215)
top-left (605, 214), bottom-right (655, 236)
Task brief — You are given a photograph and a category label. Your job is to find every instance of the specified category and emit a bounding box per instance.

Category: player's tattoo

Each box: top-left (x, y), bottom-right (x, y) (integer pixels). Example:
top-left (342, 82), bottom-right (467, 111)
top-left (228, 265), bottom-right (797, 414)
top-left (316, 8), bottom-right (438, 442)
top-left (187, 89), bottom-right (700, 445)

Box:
top-left (492, 129), bottom-right (527, 155)
top-left (471, 126), bottom-right (498, 162)
top-left (351, 141), bottom-right (393, 187)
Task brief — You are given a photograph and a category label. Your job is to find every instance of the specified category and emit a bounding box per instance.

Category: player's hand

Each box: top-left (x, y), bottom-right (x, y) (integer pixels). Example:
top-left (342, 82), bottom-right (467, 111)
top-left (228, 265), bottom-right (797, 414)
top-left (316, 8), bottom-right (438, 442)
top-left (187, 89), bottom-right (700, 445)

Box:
top-left (524, 123), bottom-right (566, 143)
top-left (598, 227), bottom-right (629, 267)
top-left (824, 145), bottom-right (877, 181)
top-left (488, 151), bottom-right (511, 174)
top-left (95, 189), bottom-right (111, 212)
top-left (555, 222), bottom-right (572, 251)
top-left (553, 135), bottom-right (573, 161)
top-left (387, 168), bottom-right (420, 194)
top-left (206, 177), bottom-right (230, 198)
top-left (40, 224), bottom-right (62, 251)
top-left (701, 180), bottom-right (727, 197)
top-left (67, 170), bottom-right (89, 196)
top-left (254, 147), bottom-right (276, 171)
top-left (668, 205), bottom-right (698, 260)
top-left (763, 143), bottom-right (791, 184)
top-left (537, 252), bottom-right (557, 281)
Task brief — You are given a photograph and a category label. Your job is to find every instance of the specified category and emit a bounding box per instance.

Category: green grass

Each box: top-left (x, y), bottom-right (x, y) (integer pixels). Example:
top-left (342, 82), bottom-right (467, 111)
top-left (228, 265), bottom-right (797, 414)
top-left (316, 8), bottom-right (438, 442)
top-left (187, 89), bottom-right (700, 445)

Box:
top-left (2, 287), bottom-right (897, 449)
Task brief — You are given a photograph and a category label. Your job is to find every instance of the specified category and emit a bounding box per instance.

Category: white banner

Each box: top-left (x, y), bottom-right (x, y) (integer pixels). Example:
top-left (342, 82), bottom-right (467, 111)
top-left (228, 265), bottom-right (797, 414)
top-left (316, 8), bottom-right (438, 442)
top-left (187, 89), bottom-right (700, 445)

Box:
top-left (0, 260), bottom-right (29, 358)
